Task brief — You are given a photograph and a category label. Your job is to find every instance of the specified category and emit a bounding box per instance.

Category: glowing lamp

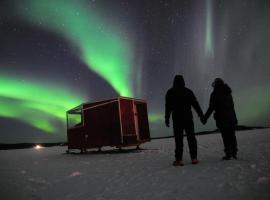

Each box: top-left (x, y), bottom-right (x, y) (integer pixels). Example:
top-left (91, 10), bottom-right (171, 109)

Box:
top-left (34, 145), bottom-right (43, 149)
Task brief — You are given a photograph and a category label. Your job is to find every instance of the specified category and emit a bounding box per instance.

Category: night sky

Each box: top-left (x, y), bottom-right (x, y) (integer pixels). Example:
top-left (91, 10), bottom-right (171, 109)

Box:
top-left (1, 0), bottom-right (270, 143)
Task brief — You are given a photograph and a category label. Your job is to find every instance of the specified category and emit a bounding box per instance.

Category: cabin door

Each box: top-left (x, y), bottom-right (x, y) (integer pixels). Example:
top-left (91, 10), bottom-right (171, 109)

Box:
top-left (134, 102), bottom-right (150, 140)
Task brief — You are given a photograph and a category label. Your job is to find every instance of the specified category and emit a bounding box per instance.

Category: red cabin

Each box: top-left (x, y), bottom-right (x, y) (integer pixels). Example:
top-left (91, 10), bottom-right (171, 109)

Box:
top-left (66, 97), bottom-right (151, 153)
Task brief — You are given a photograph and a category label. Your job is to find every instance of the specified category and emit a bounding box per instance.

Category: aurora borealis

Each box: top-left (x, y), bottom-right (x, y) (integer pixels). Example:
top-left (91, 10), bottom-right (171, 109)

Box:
top-left (0, 75), bottom-right (85, 133)
top-left (15, 0), bottom-right (134, 97)
top-left (205, 0), bottom-right (214, 58)
top-left (0, 0), bottom-right (270, 143)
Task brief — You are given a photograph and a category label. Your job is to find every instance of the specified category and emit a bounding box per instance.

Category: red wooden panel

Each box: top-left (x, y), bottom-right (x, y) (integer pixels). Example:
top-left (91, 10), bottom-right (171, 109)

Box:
top-left (83, 101), bottom-right (122, 148)
top-left (135, 102), bottom-right (150, 140)
top-left (119, 99), bottom-right (136, 137)
top-left (67, 127), bottom-right (86, 149)
top-left (123, 135), bottom-right (138, 144)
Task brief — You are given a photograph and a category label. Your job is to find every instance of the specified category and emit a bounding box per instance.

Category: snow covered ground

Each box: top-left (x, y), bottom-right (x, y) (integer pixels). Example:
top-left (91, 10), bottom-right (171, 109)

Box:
top-left (0, 129), bottom-right (269, 200)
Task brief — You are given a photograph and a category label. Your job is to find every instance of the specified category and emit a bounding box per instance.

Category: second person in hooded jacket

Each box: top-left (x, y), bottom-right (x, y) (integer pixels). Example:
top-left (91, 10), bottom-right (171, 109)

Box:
top-left (203, 78), bottom-right (238, 160)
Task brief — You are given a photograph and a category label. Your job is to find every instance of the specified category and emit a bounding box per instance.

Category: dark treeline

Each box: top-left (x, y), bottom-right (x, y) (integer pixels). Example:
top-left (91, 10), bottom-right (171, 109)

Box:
top-left (0, 126), bottom-right (268, 150)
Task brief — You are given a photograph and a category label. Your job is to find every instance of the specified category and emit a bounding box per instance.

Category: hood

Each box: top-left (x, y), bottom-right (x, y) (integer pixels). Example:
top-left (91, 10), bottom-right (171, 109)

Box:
top-left (173, 75), bottom-right (185, 88)
top-left (212, 78), bottom-right (224, 88)
top-left (213, 78), bottom-right (232, 94)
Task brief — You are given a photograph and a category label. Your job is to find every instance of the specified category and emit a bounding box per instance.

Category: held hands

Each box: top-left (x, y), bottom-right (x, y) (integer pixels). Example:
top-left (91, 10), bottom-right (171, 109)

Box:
top-left (200, 115), bottom-right (207, 125)
top-left (165, 116), bottom-right (207, 127)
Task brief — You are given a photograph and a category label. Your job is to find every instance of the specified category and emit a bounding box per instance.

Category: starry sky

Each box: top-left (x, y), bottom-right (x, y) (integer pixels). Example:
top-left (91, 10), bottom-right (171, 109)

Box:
top-left (0, 0), bottom-right (270, 143)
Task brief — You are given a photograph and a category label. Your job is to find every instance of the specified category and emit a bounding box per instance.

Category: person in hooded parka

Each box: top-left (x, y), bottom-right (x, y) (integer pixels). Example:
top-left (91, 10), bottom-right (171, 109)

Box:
top-left (165, 75), bottom-right (204, 166)
top-left (203, 78), bottom-right (238, 160)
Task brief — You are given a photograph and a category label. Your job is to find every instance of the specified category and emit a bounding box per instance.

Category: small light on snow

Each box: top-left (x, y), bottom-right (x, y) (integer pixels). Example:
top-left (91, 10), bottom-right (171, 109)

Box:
top-left (34, 145), bottom-right (43, 149)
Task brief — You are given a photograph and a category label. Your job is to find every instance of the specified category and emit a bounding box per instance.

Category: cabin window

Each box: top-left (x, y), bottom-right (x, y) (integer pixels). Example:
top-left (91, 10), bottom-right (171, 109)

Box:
top-left (67, 109), bottom-right (83, 128)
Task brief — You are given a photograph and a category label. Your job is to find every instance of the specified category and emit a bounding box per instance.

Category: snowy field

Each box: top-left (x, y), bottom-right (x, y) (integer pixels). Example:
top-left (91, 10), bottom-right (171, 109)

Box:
top-left (0, 129), bottom-right (269, 200)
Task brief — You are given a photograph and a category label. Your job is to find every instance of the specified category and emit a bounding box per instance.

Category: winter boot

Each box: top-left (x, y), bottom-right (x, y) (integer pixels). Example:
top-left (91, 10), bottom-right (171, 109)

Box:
top-left (173, 160), bottom-right (184, 166)
top-left (222, 155), bottom-right (232, 160)
top-left (191, 159), bottom-right (199, 165)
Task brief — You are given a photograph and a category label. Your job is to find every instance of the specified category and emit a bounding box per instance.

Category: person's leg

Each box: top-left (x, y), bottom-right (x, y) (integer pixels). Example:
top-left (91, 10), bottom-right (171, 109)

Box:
top-left (219, 126), bottom-right (232, 158)
top-left (228, 127), bottom-right (238, 158)
top-left (173, 122), bottom-right (184, 161)
top-left (185, 120), bottom-right (197, 160)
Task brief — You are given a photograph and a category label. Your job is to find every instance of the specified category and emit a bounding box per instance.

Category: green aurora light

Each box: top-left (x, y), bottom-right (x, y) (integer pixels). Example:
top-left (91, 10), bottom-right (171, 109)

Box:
top-left (0, 75), bottom-right (162, 133)
top-left (148, 113), bottom-right (163, 123)
top-left (0, 76), bottom-right (86, 133)
top-left (235, 86), bottom-right (270, 125)
top-left (15, 0), bottom-right (134, 97)
top-left (205, 0), bottom-right (214, 57)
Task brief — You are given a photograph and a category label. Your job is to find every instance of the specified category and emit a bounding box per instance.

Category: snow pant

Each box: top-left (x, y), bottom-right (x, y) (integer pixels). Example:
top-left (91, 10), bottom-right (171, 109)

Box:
top-left (217, 125), bottom-right (238, 157)
top-left (173, 119), bottom-right (197, 160)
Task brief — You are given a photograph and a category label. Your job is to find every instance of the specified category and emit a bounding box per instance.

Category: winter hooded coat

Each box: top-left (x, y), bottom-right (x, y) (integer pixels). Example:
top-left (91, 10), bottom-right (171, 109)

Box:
top-left (165, 75), bottom-right (203, 122)
top-left (205, 80), bottom-right (237, 127)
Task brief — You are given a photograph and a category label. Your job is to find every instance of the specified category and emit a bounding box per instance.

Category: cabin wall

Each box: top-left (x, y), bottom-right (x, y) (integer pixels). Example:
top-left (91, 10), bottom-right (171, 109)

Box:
top-left (83, 101), bottom-right (122, 148)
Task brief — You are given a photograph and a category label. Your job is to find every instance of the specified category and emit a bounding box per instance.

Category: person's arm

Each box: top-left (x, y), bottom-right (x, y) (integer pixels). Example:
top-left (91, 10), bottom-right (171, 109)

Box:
top-left (231, 95), bottom-right (238, 125)
top-left (191, 91), bottom-right (203, 118)
top-left (165, 91), bottom-right (172, 127)
top-left (204, 93), bottom-right (215, 121)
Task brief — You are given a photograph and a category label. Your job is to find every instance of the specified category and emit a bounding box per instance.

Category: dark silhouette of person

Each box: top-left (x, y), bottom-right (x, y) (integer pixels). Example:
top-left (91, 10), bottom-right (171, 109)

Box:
top-left (203, 78), bottom-right (238, 160)
top-left (165, 75), bottom-right (204, 166)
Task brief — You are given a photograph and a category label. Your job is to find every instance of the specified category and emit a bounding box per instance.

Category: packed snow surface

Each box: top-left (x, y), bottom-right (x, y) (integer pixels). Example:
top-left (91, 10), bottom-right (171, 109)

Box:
top-left (0, 129), bottom-right (269, 200)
